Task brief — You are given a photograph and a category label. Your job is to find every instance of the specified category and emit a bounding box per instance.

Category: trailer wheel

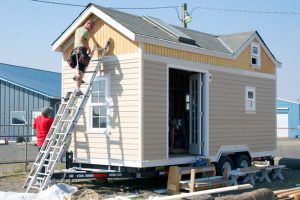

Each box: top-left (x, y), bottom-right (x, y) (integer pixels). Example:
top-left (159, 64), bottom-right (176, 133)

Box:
top-left (234, 154), bottom-right (251, 168)
top-left (217, 156), bottom-right (234, 175)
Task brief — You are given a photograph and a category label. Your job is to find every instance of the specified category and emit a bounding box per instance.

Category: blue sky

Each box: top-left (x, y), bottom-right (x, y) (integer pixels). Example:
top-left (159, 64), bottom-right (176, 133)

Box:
top-left (1, 0), bottom-right (300, 100)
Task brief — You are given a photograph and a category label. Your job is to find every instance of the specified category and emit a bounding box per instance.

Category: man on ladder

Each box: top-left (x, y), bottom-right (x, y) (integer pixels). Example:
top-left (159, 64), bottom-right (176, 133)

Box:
top-left (24, 25), bottom-right (110, 192)
top-left (68, 19), bottom-right (95, 96)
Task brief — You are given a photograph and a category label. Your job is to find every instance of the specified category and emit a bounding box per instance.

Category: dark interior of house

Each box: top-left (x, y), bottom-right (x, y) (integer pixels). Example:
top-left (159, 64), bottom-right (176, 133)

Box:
top-left (169, 68), bottom-right (196, 154)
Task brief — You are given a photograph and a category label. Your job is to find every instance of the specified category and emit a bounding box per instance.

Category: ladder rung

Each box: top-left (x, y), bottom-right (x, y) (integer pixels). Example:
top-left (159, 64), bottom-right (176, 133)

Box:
top-left (30, 186), bottom-right (41, 190)
top-left (67, 107), bottom-right (77, 110)
top-left (36, 177), bottom-right (44, 180)
top-left (85, 71), bottom-right (97, 73)
top-left (55, 132), bottom-right (65, 135)
top-left (61, 119), bottom-right (72, 122)
top-left (37, 173), bottom-right (47, 176)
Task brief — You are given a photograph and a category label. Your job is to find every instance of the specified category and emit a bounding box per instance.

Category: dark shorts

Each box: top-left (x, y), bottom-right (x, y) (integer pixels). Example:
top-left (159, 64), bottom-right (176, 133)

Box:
top-left (71, 47), bottom-right (88, 72)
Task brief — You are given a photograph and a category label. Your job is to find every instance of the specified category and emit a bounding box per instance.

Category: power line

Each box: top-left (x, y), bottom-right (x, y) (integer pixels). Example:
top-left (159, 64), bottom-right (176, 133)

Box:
top-left (29, 0), bottom-right (85, 7)
top-left (190, 6), bottom-right (300, 15)
top-left (29, 0), bottom-right (300, 15)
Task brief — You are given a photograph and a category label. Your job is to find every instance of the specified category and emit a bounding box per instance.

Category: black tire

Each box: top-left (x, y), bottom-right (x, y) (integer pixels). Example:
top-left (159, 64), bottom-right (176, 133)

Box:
top-left (234, 154), bottom-right (251, 168)
top-left (217, 156), bottom-right (234, 176)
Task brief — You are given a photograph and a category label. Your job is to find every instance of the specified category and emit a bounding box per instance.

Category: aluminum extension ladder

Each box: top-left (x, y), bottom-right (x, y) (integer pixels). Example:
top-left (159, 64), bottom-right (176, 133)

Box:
top-left (23, 41), bottom-right (110, 193)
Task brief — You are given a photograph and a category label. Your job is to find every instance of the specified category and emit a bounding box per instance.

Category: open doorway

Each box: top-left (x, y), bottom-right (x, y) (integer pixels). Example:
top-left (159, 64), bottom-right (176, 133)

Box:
top-left (169, 68), bottom-right (205, 155)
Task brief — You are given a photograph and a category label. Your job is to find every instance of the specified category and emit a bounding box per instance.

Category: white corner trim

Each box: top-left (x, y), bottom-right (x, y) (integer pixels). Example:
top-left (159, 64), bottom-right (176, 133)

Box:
top-left (138, 43), bottom-right (144, 162)
top-left (52, 5), bottom-right (135, 52)
top-left (144, 53), bottom-right (276, 80)
top-left (136, 35), bottom-right (234, 60)
top-left (217, 37), bottom-right (233, 53)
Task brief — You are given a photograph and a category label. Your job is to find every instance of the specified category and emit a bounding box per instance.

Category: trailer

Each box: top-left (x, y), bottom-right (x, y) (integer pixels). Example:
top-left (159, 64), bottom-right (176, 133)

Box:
top-left (52, 4), bottom-right (281, 177)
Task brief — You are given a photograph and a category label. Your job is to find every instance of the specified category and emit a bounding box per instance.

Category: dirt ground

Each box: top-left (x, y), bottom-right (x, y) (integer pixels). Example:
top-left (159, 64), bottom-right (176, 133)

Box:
top-left (0, 167), bottom-right (300, 199)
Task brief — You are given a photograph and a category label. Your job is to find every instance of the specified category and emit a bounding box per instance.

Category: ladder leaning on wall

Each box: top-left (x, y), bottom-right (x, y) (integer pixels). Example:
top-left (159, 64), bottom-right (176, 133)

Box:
top-left (23, 41), bottom-right (110, 193)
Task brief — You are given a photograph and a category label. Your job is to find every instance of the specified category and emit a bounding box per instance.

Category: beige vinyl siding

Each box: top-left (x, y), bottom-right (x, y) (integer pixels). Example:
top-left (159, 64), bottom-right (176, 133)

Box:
top-left (209, 71), bottom-right (276, 155)
top-left (68, 58), bottom-right (141, 163)
top-left (143, 60), bottom-right (167, 160)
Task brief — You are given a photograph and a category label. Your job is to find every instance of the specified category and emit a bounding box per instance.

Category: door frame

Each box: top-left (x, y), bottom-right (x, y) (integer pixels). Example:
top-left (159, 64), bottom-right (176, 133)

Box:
top-left (167, 64), bottom-right (209, 158)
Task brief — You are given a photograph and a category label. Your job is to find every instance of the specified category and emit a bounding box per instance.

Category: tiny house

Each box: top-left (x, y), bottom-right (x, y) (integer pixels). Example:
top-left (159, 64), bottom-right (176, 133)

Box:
top-left (52, 4), bottom-right (281, 172)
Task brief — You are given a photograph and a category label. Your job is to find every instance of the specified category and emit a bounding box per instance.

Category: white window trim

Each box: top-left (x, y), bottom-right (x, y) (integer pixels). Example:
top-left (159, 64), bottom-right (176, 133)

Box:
top-left (245, 86), bottom-right (256, 113)
top-left (86, 74), bottom-right (110, 134)
top-left (251, 42), bottom-right (261, 68)
top-left (11, 111), bottom-right (27, 125)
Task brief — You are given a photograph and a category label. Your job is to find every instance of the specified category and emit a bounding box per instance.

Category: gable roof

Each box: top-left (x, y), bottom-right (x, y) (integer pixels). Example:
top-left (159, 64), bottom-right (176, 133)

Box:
top-left (52, 3), bottom-right (280, 67)
top-left (0, 63), bottom-right (61, 99)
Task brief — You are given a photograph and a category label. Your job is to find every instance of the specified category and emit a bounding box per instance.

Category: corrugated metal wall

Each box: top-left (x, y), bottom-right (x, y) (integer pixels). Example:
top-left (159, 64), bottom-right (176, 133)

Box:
top-left (277, 99), bottom-right (300, 138)
top-left (0, 79), bottom-right (60, 139)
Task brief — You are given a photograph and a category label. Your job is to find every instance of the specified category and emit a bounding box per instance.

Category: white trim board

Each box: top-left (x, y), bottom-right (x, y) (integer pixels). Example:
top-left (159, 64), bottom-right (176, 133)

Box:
top-left (74, 156), bottom-right (198, 168)
top-left (144, 53), bottom-right (276, 80)
top-left (52, 5), bottom-right (135, 52)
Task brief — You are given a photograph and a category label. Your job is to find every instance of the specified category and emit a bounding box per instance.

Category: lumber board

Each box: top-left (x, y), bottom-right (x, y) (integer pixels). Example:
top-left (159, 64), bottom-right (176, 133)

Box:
top-left (277, 189), bottom-right (300, 198)
top-left (288, 192), bottom-right (300, 198)
top-left (274, 187), bottom-right (300, 195)
top-left (294, 193), bottom-right (300, 200)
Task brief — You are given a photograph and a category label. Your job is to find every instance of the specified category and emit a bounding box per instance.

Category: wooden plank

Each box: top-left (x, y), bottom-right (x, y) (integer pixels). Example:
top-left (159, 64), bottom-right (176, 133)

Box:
top-left (277, 189), bottom-right (300, 198)
top-left (179, 166), bottom-right (215, 175)
top-left (190, 168), bottom-right (196, 192)
top-left (274, 187), bottom-right (300, 195)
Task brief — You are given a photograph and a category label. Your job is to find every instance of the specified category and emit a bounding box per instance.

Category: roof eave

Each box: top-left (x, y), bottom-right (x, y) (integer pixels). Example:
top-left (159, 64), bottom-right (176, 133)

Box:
top-left (0, 77), bottom-right (60, 99)
top-left (52, 5), bottom-right (136, 52)
top-left (136, 34), bottom-right (234, 60)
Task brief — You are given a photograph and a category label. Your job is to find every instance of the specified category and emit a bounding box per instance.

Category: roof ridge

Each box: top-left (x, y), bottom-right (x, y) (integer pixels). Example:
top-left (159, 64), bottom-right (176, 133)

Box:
top-left (93, 4), bottom-right (143, 19)
top-left (220, 30), bottom-right (256, 37)
top-left (0, 63), bottom-right (60, 74)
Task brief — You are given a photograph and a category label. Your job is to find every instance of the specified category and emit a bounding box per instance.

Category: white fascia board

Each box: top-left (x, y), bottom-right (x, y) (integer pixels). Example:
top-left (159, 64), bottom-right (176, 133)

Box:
top-left (136, 34), bottom-right (234, 60)
top-left (233, 33), bottom-right (281, 68)
top-left (217, 37), bottom-right (234, 53)
top-left (144, 53), bottom-right (276, 80)
top-left (52, 5), bottom-right (135, 52)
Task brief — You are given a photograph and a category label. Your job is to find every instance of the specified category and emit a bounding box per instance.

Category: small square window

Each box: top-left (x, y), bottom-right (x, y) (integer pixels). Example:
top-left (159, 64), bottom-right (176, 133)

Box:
top-left (11, 111), bottom-right (27, 125)
top-left (251, 43), bottom-right (261, 68)
top-left (245, 86), bottom-right (256, 113)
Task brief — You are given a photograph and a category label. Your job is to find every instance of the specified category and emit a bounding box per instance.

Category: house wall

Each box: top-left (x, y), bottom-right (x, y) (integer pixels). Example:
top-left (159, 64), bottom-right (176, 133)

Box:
top-left (0, 80), bottom-right (59, 139)
top-left (209, 71), bottom-right (276, 155)
top-left (277, 99), bottom-right (300, 138)
top-left (61, 17), bottom-right (142, 164)
top-left (68, 58), bottom-right (141, 163)
top-left (144, 43), bottom-right (275, 74)
top-left (142, 60), bottom-right (167, 160)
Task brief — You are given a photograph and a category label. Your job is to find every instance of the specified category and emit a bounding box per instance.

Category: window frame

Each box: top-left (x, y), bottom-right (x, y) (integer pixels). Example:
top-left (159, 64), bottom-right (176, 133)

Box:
top-left (251, 42), bottom-right (261, 68)
top-left (245, 86), bottom-right (256, 113)
top-left (11, 111), bottom-right (27, 125)
top-left (87, 75), bottom-right (110, 133)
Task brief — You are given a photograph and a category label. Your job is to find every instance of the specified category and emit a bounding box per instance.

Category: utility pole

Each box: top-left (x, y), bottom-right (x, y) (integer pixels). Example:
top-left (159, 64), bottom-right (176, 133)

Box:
top-left (182, 3), bottom-right (188, 28)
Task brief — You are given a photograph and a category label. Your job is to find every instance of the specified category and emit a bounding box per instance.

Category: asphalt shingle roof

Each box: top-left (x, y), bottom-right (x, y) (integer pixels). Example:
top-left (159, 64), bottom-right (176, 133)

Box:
top-left (0, 63), bottom-right (61, 98)
top-left (93, 4), bottom-right (251, 54)
top-left (219, 31), bottom-right (255, 53)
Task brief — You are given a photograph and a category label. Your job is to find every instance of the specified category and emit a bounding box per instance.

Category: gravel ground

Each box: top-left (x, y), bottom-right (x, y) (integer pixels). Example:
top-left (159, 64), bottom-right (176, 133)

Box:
top-left (0, 167), bottom-right (300, 199)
